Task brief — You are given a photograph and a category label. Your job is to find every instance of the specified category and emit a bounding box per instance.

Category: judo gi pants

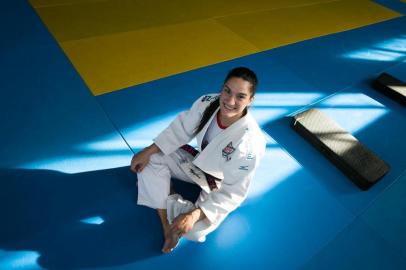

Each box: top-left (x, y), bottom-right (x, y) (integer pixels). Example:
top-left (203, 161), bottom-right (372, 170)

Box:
top-left (137, 149), bottom-right (218, 242)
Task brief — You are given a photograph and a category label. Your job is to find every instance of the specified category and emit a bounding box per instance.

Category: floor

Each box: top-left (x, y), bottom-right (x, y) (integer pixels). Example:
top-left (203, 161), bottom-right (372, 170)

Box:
top-left (0, 0), bottom-right (405, 269)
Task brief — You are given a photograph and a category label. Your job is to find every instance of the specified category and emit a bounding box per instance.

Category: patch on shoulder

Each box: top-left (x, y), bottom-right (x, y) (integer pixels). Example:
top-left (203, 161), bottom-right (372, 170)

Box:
top-left (201, 95), bottom-right (219, 102)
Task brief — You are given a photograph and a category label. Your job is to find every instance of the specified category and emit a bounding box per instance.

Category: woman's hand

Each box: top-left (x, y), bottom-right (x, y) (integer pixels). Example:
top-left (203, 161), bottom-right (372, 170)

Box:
top-left (170, 208), bottom-right (206, 236)
top-left (170, 213), bottom-right (196, 236)
top-left (130, 144), bottom-right (160, 173)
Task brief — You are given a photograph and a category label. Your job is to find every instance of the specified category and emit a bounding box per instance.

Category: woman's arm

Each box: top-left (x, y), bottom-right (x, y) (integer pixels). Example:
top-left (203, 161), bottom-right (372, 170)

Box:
top-left (130, 143), bottom-right (161, 173)
top-left (197, 151), bottom-right (259, 225)
top-left (153, 95), bottom-right (211, 155)
top-left (131, 96), bottom-right (205, 173)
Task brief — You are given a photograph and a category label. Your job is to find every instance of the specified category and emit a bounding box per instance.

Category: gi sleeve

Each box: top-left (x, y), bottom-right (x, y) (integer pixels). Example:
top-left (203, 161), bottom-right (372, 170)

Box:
top-left (197, 149), bottom-right (260, 225)
top-left (153, 96), bottom-right (205, 155)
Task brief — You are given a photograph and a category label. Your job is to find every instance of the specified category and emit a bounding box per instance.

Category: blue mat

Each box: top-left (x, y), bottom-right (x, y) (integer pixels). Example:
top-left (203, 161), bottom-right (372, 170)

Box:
top-left (361, 171), bottom-right (406, 260)
top-left (1, 0), bottom-right (406, 269)
top-left (265, 79), bottom-right (406, 215)
top-left (272, 16), bottom-right (406, 92)
top-left (374, 0), bottom-right (406, 14)
top-left (303, 218), bottom-right (406, 270)
top-left (94, 11), bottom-right (406, 270)
top-left (0, 2), bottom-right (136, 269)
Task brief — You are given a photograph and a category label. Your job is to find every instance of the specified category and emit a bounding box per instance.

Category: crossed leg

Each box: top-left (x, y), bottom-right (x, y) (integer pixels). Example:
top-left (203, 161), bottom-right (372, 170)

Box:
top-left (137, 151), bottom-right (199, 253)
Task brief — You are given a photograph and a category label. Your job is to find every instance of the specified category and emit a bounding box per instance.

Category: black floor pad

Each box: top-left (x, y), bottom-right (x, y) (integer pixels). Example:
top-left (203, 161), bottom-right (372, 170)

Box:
top-left (291, 108), bottom-right (389, 190)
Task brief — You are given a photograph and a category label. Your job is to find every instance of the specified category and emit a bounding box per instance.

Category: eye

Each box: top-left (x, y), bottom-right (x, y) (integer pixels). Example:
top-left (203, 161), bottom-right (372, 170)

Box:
top-left (238, 95), bottom-right (246, 99)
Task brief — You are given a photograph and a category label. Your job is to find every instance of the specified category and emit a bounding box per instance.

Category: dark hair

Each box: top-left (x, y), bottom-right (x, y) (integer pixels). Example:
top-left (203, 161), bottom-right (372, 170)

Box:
top-left (194, 67), bottom-right (258, 135)
top-left (224, 66), bottom-right (258, 95)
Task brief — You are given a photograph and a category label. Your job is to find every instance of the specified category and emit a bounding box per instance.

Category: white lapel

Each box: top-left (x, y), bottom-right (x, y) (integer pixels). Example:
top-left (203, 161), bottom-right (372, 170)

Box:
top-left (193, 111), bottom-right (250, 179)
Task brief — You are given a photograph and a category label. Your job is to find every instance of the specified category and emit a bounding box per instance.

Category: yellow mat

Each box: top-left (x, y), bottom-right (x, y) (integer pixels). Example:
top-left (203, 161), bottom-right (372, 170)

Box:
top-left (30, 0), bottom-right (336, 42)
top-left (30, 0), bottom-right (401, 95)
top-left (61, 20), bottom-right (258, 95)
top-left (216, 0), bottom-right (401, 50)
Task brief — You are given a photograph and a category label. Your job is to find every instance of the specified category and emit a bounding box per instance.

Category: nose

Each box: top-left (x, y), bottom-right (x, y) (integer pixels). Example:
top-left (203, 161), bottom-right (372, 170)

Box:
top-left (225, 94), bottom-right (236, 105)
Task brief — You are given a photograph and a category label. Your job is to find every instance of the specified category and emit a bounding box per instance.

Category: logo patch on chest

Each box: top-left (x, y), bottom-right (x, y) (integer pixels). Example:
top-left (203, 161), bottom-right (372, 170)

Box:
top-left (222, 142), bottom-right (235, 161)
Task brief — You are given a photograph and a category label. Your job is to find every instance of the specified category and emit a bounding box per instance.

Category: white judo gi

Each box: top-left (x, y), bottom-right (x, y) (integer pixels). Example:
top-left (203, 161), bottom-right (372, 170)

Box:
top-left (137, 94), bottom-right (266, 242)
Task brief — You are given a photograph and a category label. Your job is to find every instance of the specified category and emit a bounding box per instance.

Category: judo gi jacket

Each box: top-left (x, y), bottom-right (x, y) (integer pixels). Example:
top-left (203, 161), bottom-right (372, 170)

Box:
top-left (154, 94), bottom-right (266, 226)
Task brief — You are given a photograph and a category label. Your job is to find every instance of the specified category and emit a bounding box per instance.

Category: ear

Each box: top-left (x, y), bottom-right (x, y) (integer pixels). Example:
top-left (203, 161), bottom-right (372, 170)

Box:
top-left (248, 95), bottom-right (254, 106)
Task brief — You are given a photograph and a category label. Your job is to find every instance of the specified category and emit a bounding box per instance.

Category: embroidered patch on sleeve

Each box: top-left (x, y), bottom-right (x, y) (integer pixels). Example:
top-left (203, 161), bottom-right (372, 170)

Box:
top-left (201, 95), bottom-right (218, 102)
top-left (222, 142), bottom-right (235, 161)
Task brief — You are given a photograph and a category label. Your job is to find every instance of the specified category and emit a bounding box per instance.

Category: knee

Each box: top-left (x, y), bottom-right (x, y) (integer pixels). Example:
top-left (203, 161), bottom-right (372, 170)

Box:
top-left (137, 152), bottom-right (166, 176)
top-left (149, 152), bottom-right (166, 165)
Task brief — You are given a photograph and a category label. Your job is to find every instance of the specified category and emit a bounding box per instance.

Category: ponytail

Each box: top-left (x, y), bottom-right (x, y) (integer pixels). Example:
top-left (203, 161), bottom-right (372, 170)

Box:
top-left (194, 98), bottom-right (219, 135)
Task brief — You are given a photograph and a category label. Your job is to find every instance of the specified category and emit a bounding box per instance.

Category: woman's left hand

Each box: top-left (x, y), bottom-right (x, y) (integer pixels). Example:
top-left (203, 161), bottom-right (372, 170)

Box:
top-left (170, 213), bottom-right (196, 236)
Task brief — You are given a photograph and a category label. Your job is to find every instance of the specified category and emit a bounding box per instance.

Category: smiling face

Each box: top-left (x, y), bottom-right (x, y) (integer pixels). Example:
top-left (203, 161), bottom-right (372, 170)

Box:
top-left (219, 77), bottom-right (254, 124)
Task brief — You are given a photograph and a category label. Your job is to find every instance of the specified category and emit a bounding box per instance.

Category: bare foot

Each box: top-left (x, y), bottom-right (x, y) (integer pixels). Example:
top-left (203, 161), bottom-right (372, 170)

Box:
top-left (157, 208), bottom-right (180, 253)
top-left (162, 229), bottom-right (180, 253)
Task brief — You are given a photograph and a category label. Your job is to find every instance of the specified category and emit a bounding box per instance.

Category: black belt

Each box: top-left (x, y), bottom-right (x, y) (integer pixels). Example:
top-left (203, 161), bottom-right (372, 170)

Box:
top-left (180, 144), bottom-right (219, 191)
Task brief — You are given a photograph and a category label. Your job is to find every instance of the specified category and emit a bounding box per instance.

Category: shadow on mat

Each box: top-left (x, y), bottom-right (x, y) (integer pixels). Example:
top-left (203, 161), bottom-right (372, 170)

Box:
top-left (0, 166), bottom-right (200, 269)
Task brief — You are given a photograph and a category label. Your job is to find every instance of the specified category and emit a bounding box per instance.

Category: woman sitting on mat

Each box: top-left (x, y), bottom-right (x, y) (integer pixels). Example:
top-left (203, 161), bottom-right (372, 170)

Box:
top-left (130, 67), bottom-right (266, 253)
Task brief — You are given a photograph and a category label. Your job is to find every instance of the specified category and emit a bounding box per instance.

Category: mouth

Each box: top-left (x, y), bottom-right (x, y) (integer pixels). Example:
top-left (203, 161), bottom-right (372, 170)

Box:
top-left (223, 102), bottom-right (236, 111)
